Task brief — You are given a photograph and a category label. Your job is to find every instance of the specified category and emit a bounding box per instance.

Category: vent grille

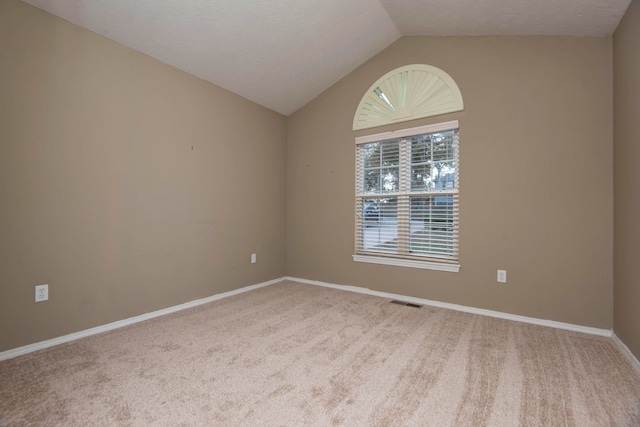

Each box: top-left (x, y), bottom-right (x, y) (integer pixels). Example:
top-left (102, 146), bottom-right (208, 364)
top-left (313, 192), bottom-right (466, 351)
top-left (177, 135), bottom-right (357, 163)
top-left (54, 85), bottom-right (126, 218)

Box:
top-left (390, 300), bottom-right (422, 308)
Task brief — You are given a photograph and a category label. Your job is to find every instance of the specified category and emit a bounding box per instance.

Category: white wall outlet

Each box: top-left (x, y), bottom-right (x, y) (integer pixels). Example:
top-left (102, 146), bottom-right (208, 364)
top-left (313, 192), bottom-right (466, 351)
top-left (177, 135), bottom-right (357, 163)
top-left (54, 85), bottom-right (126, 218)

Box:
top-left (35, 284), bottom-right (48, 302)
top-left (251, 253), bottom-right (256, 264)
top-left (497, 270), bottom-right (507, 283)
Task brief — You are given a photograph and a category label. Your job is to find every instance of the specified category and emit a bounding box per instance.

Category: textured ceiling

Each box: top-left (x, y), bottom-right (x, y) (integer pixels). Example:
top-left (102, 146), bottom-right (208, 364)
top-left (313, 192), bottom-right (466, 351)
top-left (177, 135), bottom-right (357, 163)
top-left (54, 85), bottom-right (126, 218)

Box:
top-left (21, 0), bottom-right (631, 115)
top-left (381, 0), bottom-right (632, 36)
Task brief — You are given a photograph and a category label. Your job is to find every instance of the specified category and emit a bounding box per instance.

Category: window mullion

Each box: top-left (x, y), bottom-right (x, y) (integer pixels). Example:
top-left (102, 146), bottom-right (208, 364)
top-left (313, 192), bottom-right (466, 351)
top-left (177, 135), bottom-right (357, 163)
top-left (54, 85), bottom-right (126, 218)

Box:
top-left (397, 139), bottom-right (410, 254)
top-left (355, 146), bottom-right (364, 252)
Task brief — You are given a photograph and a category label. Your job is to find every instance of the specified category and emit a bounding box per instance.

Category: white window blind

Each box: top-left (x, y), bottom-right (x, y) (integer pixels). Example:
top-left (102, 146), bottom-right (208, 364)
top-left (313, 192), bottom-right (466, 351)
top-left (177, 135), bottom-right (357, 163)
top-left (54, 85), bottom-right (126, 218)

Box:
top-left (355, 121), bottom-right (459, 264)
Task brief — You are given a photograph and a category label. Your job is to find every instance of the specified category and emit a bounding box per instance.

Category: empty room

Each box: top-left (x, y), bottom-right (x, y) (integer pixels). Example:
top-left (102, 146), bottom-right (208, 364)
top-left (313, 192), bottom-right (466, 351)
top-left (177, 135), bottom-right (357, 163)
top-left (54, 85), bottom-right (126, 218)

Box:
top-left (1, 0), bottom-right (639, 425)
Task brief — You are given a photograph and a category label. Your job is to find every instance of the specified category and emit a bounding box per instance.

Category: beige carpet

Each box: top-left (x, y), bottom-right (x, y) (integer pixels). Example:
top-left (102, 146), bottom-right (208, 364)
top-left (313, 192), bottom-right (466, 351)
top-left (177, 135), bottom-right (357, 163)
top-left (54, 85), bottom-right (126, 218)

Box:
top-left (1, 280), bottom-right (639, 426)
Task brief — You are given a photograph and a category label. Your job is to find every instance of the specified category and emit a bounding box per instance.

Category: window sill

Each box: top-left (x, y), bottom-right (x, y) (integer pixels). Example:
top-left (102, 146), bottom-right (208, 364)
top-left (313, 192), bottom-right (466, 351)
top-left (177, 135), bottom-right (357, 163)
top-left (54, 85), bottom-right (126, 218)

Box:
top-left (352, 254), bottom-right (460, 273)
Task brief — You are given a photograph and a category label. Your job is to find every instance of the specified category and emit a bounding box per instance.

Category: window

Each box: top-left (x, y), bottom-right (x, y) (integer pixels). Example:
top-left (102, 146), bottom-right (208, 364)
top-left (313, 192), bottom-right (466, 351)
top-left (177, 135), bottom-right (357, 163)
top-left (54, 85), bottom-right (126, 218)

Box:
top-left (354, 121), bottom-right (460, 272)
top-left (352, 64), bottom-right (464, 131)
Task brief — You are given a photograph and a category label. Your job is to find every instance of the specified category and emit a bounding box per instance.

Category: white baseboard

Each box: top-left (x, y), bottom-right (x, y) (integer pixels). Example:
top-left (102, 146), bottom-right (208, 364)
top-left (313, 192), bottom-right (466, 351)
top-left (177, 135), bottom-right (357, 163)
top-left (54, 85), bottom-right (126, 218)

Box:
top-left (1, 275), bottom-right (619, 362)
top-left (0, 277), bottom-right (286, 362)
top-left (612, 332), bottom-right (640, 375)
top-left (285, 276), bottom-right (613, 337)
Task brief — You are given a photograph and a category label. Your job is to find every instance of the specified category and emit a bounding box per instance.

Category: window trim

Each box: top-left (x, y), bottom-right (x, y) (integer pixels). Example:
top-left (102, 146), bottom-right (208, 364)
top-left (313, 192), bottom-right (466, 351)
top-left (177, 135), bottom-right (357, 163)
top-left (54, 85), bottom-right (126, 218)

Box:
top-left (352, 254), bottom-right (461, 273)
top-left (354, 120), bottom-right (460, 145)
top-left (354, 120), bottom-right (460, 273)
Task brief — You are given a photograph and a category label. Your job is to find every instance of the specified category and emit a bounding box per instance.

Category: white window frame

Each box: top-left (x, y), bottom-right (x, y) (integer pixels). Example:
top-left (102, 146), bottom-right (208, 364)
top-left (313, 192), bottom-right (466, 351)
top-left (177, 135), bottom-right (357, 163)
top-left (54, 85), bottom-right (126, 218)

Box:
top-left (353, 120), bottom-right (461, 273)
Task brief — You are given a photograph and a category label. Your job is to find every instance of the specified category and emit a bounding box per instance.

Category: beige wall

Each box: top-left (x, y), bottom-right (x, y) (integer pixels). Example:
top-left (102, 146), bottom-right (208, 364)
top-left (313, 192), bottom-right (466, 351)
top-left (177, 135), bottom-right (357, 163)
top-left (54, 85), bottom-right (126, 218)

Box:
top-left (0, 0), bottom-right (287, 352)
top-left (614, 0), bottom-right (640, 359)
top-left (287, 36), bottom-right (614, 329)
top-left (0, 1), bottom-right (622, 354)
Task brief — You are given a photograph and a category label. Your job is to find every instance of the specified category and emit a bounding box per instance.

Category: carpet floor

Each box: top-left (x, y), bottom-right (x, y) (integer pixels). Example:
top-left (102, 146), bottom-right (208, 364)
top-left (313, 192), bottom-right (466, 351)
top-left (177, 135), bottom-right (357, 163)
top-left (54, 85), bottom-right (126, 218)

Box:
top-left (1, 280), bottom-right (639, 426)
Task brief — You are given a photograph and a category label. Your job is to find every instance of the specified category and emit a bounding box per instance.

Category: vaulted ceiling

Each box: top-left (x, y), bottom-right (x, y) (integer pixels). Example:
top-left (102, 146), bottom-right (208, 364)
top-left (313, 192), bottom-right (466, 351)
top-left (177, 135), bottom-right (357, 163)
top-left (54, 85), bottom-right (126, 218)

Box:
top-left (22, 0), bottom-right (631, 115)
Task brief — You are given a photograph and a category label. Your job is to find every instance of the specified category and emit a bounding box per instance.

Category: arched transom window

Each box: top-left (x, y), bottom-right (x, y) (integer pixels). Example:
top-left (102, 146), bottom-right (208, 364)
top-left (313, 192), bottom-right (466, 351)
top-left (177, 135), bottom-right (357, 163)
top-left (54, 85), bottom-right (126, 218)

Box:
top-left (353, 64), bottom-right (464, 131)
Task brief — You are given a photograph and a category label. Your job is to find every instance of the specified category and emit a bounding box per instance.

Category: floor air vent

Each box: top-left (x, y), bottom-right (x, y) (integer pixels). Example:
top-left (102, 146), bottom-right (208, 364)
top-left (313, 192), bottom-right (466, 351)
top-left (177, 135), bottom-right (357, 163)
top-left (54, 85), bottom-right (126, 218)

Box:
top-left (390, 300), bottom-right (422, 308)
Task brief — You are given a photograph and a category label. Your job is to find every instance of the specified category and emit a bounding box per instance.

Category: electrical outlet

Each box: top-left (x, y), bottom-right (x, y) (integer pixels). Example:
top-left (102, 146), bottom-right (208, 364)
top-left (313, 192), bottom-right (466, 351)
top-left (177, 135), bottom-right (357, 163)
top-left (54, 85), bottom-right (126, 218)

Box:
top-left (497, 270), bottom-right (507, 283)
top-left (35, 284), bottom-right (48, 302)
top-left (251, 253), bottom-right (256, 264)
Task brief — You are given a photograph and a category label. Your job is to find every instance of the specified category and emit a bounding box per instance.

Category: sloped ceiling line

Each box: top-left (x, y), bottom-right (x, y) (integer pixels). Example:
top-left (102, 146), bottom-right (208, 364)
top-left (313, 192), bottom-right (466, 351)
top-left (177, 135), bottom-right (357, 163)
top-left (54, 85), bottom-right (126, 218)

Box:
top-left (21, 0), bottom-right (631, 116)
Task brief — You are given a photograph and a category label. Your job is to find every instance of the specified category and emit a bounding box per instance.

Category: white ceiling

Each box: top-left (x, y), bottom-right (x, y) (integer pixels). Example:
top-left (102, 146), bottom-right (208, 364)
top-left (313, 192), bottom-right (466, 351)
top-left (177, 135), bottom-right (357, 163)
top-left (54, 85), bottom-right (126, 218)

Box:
top-left (22, 0), bottom-right (631, 116)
